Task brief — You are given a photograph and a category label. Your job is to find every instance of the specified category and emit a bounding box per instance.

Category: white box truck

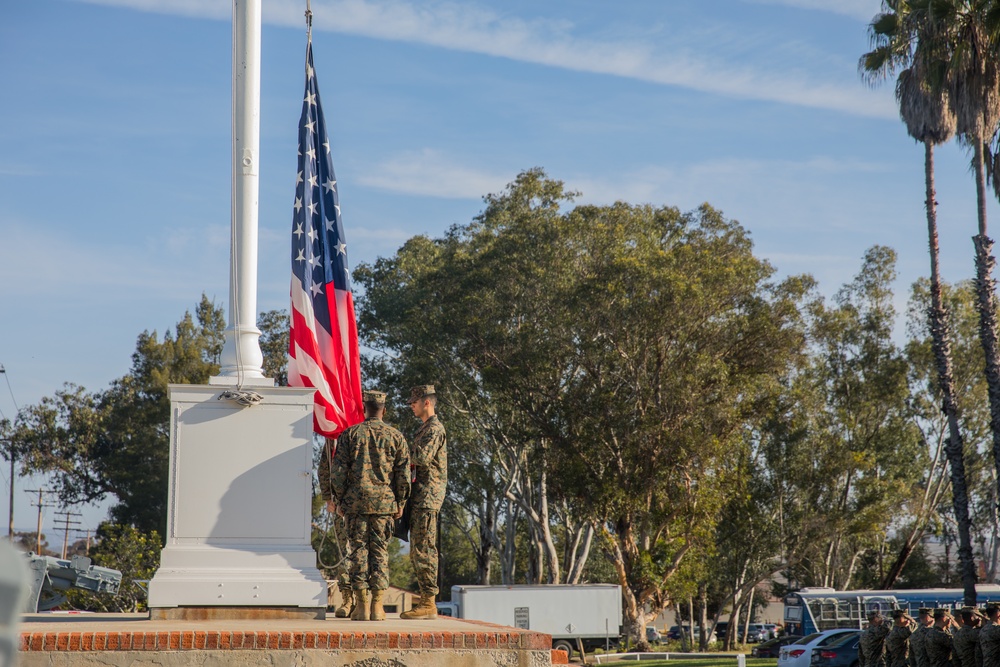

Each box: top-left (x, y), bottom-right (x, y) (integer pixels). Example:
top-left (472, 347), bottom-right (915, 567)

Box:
top-left (437, 584), bottom-right (622, 658)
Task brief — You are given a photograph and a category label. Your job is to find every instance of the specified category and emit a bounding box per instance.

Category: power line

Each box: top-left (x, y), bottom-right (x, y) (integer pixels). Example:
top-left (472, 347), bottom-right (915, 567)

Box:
top-left (0, 364), bottom-right (20, 413)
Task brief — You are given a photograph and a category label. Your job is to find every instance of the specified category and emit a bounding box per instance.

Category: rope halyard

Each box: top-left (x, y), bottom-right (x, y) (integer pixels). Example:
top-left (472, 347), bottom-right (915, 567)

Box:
top-left (217, 389), bottom-right (264, 407)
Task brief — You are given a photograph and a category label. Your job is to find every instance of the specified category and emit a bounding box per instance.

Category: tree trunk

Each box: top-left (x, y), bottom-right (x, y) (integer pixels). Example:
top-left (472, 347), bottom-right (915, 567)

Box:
top-left (965, 139), bottom-right (998, 605)
top-left (602, 523), bottom-right (650, 649)
top-left (536, 467), bottom-right (561, 584)
top-left (565, 523), bottom-right (594, 584)
top-left (501, 499), bottom-right (518, 585)
top-left (477, 496), bottom-right (495, 585)
top-left (742, 587), bottom-right (755, 644)
top-left (698, 583), bottom-right (709, 651)
top-left (726, 589), bottom-right (741, 651)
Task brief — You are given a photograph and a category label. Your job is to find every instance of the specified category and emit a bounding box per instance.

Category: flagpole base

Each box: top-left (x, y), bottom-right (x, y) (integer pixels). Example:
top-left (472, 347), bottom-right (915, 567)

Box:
top-left (148, 385), bottom-right (326, 613)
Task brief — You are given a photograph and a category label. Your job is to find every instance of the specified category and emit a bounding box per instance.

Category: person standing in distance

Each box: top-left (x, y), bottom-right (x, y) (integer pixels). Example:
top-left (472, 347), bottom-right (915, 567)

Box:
top-left (979, 604), bottom-right (1000, 667)
top-left (400, 384), bottom-right (447, 620)
top-left (329, 390), bottom-right (410, 621)
top-left (912, 608), bottom-right (935, 667)
top-left (886, 609), bottom-right (916, 667)
top-left (925, 609), bottom-right (956, 667)
top-left (860, 611), bottom-right (891, 667)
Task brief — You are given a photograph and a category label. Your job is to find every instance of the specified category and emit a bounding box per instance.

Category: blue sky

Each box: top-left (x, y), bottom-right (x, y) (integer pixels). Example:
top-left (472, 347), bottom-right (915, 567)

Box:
top-left (2, 0), bottom-right (999, 541)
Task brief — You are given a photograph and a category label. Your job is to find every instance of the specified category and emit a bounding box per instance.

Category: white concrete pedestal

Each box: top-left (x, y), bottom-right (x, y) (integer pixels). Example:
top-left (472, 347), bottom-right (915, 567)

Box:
top-left (148, 385), bottom-right (327, 615)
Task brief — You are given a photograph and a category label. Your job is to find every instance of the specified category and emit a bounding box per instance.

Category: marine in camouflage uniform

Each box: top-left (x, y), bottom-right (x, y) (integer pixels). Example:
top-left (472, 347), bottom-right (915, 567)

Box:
top-left (886, 610), bottom-right (916, 667)
top-left (318, 438), bottom-right (354, 618)
top-left (400, 385), bottom-right (447, 621)
top-left (954, 608), bottom-right (984, 667)
top-left (979, 604), bottom-right (1000, 667)
top-left (925, 609), bottom-right (956, 667)
top-left (912, 609), bottom-right (936, 667)
top-left (860, 612), bottom-right (891, 667)
top-left (329, 390), bottom-right (410, 621)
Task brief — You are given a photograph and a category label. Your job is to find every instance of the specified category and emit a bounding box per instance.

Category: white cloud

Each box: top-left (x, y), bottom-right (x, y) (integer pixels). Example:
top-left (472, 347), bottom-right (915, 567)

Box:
top-left (75, 0), bottom-right (896, 119)
top-left (358, 149), bottom-right (510, 199)
top-left (746, 0), bottom-right (882, 22)
top-left (0, 163), bottom-right (40, 177)
top-left (0, 218), bottom-right (228, 300)
top-left (566, 156), bottom-right (892, 211)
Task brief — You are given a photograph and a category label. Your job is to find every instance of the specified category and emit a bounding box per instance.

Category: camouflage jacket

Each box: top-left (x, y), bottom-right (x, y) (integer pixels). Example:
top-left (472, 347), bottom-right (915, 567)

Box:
top-left (860, 623), bottom-right (891, 667)
top-left (912, 625), bottom-right (932, 667)
top-left (979, 623), bottom-right (1000, 667)
top-left (409, 415), bottom-right (447, 510)
top-left (954, 626), bottom-right (982, 667)
top-left (887, 624), bottom-right (914, 667)
top-left (329, 418), bottom-right (410, 516)
top-left (925, 626), bottom-right (954, 667)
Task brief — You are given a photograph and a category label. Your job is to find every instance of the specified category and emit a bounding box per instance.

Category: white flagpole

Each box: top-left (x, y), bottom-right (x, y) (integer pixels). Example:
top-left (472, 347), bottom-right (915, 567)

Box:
top-left (215, 0), bottom-right (267, 385)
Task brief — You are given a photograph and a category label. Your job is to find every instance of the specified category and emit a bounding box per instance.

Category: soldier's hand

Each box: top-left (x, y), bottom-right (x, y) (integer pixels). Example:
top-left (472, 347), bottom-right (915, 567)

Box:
top-left (337, 504), bottom-right (345, 517)
top-left (326, 500), bottom-right (337, 515)
top-left (394, 506), bottom-right (404, 519)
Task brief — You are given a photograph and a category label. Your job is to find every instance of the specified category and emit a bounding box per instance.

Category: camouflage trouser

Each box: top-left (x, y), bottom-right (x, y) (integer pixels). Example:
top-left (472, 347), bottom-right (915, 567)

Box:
top-left (347, 514), bottom-right (394, 591)
top-left (410, 509), bottom-right (439, 598)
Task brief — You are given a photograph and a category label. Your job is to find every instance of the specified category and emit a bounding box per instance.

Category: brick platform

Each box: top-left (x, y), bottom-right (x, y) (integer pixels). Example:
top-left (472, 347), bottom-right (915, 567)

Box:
top-left (18, 613), bottom-right (554, 666)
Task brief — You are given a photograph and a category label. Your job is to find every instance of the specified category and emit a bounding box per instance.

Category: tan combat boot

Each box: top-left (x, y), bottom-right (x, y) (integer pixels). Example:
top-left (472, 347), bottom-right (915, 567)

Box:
top-left (350, 590), bottom-right (369, 621)
top-left (370, 590), bottom-right (386, 621)
top-left (334, 588), bottom-right (354, 618)
top-left (400, 595), bottom-right (437, 620)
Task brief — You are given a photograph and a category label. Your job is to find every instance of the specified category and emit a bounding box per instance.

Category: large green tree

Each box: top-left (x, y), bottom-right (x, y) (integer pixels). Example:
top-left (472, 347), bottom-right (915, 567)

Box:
top-left (5, 296), bottom-right (224, 533)
top-left (356, 169), bottom-right (810, 644)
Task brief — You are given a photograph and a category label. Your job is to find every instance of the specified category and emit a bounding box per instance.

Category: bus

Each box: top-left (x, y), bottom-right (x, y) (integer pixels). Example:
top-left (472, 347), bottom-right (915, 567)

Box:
top-left (783, 586), bottom-right (1000, 636)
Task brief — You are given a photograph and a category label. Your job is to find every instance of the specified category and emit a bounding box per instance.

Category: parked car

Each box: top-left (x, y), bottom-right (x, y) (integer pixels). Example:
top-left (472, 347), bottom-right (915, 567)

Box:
top-left (810, 631), bottom-right (861, 667)
top-left (745, 623), bottom-right (768, 642)
top-left (647, 627), bottom-right (663, 643)
top-left (666, 625), bottom-right (713, 642)
top-left (764, 623), bottom-right (781, 640)
top-left (778, 630), bottom-right (861, 667)
top-left (753, 635), bottom-right (804, 658)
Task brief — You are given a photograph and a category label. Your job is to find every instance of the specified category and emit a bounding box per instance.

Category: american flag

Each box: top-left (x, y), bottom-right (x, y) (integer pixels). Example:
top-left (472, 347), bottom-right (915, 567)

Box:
top-left (287, 41), bottom-right (364, 437)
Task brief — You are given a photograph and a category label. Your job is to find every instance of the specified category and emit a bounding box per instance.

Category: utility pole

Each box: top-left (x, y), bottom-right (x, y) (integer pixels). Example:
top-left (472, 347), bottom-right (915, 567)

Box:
top-left (78, 528), bottom-right (92, 555)
top-left (53, 510), bottom-right (82, 559)
top-left (25, 488), bottom-right (53, 555)
top-left (0, 364), bottom-right (17, 541)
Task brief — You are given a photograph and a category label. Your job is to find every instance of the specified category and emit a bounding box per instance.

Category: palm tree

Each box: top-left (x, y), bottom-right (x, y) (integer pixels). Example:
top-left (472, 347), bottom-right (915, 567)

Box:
top-left (861, 0), bottom-right (977, 604)
top-left (943, 3), bottom-right (1000, 598)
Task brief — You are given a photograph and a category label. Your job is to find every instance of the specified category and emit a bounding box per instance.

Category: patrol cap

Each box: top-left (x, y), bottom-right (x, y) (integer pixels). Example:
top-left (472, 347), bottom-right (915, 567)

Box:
top-left (407, 385), bottom-right (436, 404)
top-left (933, 608), bottom-right (951, 619)
top-left (918, 608), bottom-right (933, 616)
top-left (891, 609), bottom-right (906, 619)
top-left (867, 610), bottom-right (881, 621)
top-left (362, 390), bottom-right (387, 405)
top-left (985, 603), bottom-right (1000, 615)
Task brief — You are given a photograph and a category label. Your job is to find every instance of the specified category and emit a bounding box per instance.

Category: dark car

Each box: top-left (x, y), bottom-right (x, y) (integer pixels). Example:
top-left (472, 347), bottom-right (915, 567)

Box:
top-left (753, 635), bottom-right (804, 658)
top-left (666, 625), bottom-right (714, 642)
top-left (810, 631), bottom-right (861, 667)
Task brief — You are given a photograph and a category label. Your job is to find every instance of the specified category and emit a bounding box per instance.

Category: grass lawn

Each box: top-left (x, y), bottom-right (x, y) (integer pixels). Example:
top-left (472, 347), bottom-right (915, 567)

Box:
top-left (593, 658), bottom-right (779, 667)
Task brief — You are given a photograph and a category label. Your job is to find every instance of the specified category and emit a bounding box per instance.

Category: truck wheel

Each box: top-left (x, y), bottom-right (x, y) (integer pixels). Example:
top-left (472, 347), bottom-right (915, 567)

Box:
top-left (553, 640), bottom-right (574, 658)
